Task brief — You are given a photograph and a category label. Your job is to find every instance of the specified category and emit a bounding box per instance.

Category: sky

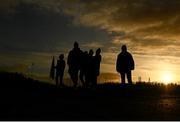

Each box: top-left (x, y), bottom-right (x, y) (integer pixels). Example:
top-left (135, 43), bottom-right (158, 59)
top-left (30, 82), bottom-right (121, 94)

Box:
top-left (1, 0), bottom-right (180, 84)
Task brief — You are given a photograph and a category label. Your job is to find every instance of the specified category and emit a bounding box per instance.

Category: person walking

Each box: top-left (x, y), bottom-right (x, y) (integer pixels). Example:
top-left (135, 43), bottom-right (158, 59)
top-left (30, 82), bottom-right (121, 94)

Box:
top-left (67, 42), bottom-right (83, 87)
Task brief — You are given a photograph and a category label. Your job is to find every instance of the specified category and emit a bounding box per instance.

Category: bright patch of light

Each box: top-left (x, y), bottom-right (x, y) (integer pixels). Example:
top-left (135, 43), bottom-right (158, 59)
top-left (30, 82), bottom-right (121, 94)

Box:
top-left (161, 73), bottom-right (173, 85)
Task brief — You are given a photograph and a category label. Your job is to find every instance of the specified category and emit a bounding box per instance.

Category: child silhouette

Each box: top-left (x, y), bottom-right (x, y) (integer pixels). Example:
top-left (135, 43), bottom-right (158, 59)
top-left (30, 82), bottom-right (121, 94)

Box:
top-left (55, 54), bottom-right (66, 87)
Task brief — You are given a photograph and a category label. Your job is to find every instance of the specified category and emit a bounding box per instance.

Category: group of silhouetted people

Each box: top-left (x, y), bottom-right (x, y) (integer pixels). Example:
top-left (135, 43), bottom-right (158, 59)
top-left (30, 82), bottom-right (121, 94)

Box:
top-left (51, 41), bottom-right (135, 88)
top-left (52, 42), bottom-right (102, 88)
top-left (67, 42), bottom-right (102, 87)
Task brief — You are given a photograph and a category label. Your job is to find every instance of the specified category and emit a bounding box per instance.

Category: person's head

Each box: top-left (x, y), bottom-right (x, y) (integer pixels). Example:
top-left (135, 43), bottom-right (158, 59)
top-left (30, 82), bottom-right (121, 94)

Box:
top-left (84, 51), bottom-right (88, 55)
top-left (121, 45), bottom-right (127, 52)
top-left (89, 49), bottom-right (94, 56)
top-left (74, 41), bottom-right (79, 49)
top-left (59, 54), bottom-right (64, 60)
top-left (96, 48), bottom-right (101, 55)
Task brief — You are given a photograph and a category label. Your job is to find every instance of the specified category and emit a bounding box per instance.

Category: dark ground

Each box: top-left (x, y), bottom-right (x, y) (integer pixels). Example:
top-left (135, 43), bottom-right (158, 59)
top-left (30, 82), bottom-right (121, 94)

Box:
top-left (0, 72), bottom-right (180, 120)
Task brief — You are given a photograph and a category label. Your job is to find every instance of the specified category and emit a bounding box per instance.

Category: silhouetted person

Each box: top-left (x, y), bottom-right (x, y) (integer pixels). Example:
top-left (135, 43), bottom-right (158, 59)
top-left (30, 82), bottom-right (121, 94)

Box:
top-left (86, 49), bottom-right (95, 87)
top-left (93, 48), bottom-right (102, 86)
top-left (67, 42), bottom-right (83, 87)
top-left (55, 54), bottom-right (65, 87)
top-left (116, 45), bottom-right (135, 84)
top-left (79, 51), bottom-right (88, 86)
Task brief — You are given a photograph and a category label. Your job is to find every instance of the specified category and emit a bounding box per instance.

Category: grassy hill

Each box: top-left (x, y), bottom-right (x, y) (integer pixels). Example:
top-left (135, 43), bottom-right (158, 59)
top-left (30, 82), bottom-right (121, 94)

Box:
top-left (1, 72), bottom-right (180, 120)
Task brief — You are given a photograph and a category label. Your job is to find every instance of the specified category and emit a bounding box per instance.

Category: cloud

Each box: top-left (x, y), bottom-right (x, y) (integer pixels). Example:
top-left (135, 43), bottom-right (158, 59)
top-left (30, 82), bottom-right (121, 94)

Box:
top-left (82, 42), bottom-right (104, 49)
top-left (2, 0), bottom-right (180, 34)
top-left (2, 0), bottom-right (180, 82)
top-left (0, 0), bottom-right (20, 10)
top-left (2, 0), bottom-right (180, 40)
top-left (59, 0), bottom-right (180, 30)
top-left (48, 0), bottom-right (180, 59)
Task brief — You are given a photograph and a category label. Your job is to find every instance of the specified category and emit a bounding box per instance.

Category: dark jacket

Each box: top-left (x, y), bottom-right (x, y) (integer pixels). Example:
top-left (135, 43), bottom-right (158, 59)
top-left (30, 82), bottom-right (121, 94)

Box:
top-left (94, 54), bottom-right (101, 76)
top-left (56, 59), bottom-right (65, 75)
top-left (67, 48), bottom-right (83, 71)
top-left (116, 51), bottom-right (134, 73)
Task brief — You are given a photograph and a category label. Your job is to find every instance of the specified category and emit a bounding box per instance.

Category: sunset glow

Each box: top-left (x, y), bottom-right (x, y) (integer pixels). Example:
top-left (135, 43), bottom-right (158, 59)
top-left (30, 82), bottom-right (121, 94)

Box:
top-left (161, 73), bottom-right (173, 85)
top-left (1, 0), bottom-right (180, 84)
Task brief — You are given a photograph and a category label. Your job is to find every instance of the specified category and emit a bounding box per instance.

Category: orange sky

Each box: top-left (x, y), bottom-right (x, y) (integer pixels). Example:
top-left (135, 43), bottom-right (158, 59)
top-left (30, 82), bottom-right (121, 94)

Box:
top-left (1, 0), bottom-right (180, 84)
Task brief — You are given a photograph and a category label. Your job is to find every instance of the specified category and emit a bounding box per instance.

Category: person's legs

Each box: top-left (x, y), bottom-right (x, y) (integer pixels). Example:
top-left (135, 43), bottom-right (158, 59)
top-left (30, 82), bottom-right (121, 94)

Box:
top-left (89, 73), bottom-right (95, 88)
top-left (120, 72), bottom-right (125, 84)
top-left (60, 72), bottom-right (64, 86)
top-left (72, 70), bottom-right (78, 87)
top-left (79, 70), bottom-right (85, 86)
top-left (69, 69), bottom-right (78, 87)
top-left (55, 74), bottom-right (59, 87)
top-left (127, 71), bottom-right (132, 84)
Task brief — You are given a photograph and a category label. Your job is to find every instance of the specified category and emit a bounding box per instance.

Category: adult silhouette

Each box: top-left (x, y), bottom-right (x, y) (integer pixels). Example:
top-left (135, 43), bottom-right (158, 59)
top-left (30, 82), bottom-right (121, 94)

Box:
top-left (55, 54), bottom-right (65, 87)
top-left (86, 49), bottom-right (94, 87)
top-left (116, 45), bottom-right (135, 84)
top-left (67, 42), bottom-right (83, 87)
top-left (93, 48), bottom-right (102, 86)
top-left (79, 51), bottom-right (88, 86)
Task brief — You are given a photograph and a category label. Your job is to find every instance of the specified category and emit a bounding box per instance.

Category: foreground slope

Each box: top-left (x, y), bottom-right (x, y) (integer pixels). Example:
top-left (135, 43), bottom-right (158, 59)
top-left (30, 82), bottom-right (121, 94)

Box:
top-left (0, 72), bottom-right (180, 120)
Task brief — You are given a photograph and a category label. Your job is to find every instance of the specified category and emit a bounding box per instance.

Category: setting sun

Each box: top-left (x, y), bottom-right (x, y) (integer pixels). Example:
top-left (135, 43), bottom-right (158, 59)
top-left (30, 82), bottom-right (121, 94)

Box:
top-left (161, 73), bottom-right (173, 85)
